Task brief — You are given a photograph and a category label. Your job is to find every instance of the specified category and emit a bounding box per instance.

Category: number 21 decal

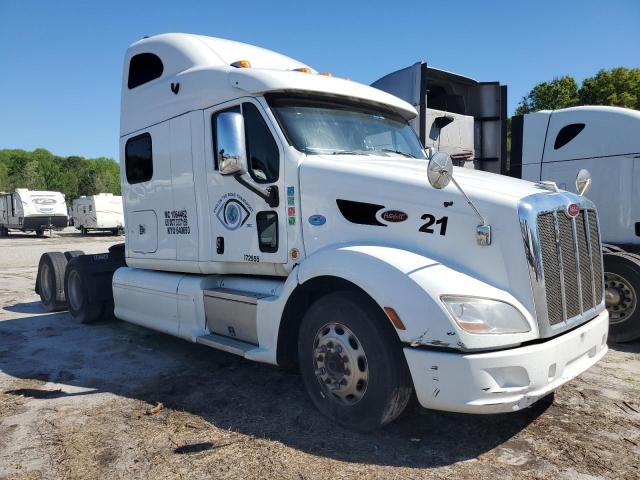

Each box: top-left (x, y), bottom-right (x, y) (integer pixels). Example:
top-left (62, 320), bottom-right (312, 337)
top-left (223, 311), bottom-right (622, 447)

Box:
top-left (419, 214), bottom-right (448, 236)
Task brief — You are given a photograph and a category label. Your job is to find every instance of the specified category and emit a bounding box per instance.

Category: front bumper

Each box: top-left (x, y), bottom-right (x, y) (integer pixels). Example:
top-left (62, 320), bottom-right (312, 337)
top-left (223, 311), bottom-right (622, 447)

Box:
top-left (404, 309), bottom-right (609, 414)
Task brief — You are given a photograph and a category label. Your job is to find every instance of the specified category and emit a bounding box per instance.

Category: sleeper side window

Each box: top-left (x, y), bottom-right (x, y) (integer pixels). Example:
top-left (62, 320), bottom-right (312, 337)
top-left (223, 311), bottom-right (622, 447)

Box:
top-left (243, 103), bottom-right (279, 184)
top-left (125, 133), bottom-right (153, 184)
top-left (128, 53), bottom-right (164, 89)
top-left (554, 123), bottom-right (585, 150)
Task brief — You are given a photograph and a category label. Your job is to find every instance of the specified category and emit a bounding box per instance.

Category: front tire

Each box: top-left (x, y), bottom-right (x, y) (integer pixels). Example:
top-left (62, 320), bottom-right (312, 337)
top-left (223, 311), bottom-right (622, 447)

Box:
top-left (298, 291), bottom-right (413, 431)
top-left (604, 253), bottom-right (640, 342)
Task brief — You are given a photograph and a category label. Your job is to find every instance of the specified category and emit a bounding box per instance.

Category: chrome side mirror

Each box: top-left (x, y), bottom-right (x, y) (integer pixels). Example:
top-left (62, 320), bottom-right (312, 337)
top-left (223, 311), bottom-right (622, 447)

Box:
top-left (427, 152), bottom-right (453, 189)
top-left (575, 169), bottom-right (592, 196)
top-left (216, 111), bottom-right (248, 176)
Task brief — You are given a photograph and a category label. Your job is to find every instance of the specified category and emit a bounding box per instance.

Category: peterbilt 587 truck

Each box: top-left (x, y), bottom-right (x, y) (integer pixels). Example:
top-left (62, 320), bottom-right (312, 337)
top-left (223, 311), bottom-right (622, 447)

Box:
top-left (36, 34), bottom-right (608, 431)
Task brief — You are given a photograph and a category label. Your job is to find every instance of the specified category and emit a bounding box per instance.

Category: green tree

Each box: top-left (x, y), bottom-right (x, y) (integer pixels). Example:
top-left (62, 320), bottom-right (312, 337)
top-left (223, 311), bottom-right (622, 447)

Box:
top-left (515, 76), bottom-right (579, 115)
top-left (0, 149), bottom-right (120, 204)
top-left (579, 67), bottom-right (640, 109)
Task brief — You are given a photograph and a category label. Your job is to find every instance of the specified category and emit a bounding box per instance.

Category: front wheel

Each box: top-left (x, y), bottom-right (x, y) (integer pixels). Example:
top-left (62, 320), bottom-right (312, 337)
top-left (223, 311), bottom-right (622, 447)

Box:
top-left (298, 291), bottom-right (413, 431)
top-left (604, 253), bottom-right (640, 342)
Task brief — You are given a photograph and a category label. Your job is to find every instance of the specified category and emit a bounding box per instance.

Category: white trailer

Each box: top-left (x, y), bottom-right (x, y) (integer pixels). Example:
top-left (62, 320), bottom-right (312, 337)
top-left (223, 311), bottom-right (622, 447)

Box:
top-left (510, 106), bottom-right (640, 341)
top-left (0, 188), bottom-right (68, 236)
top-left (36, 34), bottom-right (608, 431)
top-left (73, 193), bottom-right (124, 235)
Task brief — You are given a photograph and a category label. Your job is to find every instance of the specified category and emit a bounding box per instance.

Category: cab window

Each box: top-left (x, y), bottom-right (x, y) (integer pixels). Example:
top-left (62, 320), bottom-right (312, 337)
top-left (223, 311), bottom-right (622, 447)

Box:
top-left (213, 103), bottom-right (279, 183)
top-left (243, 103), bottom-right (279, 183)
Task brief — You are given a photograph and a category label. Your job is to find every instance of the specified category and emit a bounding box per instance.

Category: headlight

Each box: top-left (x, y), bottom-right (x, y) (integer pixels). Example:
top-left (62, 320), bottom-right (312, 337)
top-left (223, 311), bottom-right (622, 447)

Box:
top-left (441, 296), bottom-right (531, 334)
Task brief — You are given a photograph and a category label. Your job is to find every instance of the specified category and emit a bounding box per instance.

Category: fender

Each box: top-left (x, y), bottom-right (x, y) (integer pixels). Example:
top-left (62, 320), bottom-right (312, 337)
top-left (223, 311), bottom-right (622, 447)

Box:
top-left (297, 244), bottom-right (539, 351)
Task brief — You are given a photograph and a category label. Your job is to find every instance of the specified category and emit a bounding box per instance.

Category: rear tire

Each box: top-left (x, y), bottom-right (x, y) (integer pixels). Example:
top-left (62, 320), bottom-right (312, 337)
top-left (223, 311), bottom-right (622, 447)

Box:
top-left (298, 291), bottom-right (413, 431)
top-left (0, 226), bottom-right (8, 237)
top-left (604, 253), bottom-right (640, 342)
top-left (37, 252), bottom-right (68, 312)
top-left (64, 257), bottom-right (103, 324)
top-left (80, 226), bottom-right (87, 236)
top-left (36, 229), bottom-right (44, 237)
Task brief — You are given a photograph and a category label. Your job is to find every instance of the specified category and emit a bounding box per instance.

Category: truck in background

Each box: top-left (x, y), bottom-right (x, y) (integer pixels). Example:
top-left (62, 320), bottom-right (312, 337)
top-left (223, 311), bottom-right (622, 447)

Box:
top-left (0, 188), bottom-right (68, 237)
top-left (73, 193), bottom-right (124, 235)
top-left (371, 62), bottom-right (507, 173)
top-left (509, 106), bottom-right (640, 342)
top-left (35, 34), bottom-right (608, 431)
top-left (373, 68), bottom-right (640, 342)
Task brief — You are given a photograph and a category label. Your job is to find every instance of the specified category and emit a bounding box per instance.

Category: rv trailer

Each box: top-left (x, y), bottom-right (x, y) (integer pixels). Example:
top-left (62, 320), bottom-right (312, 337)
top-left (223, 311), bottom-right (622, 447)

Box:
top-left (0, 188), bottom-right (67, 236)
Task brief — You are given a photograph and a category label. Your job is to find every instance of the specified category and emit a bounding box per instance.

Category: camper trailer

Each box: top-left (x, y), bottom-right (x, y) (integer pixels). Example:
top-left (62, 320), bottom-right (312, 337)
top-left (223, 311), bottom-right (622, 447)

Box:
top-left (73, 193), bottom-right (124, 235)
top-left (0, 189), bottom-right (67, 236)
top-left (35, 34), bottom-right (608, 431)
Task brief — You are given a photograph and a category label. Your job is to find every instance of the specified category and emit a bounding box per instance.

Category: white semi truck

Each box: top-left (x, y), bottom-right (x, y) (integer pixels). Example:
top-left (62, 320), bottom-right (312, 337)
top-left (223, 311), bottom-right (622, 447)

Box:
top-left (36, 34), bottom-right (608, 431)
top-left (72, 193), bottom-right (124, 235)
top-left (373, 67), bottom-right (640, 343)
top-left (0, 188), bottom-right (68, 236)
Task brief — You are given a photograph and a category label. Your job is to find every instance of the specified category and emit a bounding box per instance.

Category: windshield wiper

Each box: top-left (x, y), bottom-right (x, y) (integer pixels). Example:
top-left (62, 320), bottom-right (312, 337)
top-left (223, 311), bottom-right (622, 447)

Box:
top-left (379, 149), bottom-right (416, 158)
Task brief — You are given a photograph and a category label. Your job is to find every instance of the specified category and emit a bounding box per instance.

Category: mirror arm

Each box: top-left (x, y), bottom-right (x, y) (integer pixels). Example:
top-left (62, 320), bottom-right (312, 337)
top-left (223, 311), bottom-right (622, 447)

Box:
top-left (443, 171), bottom-right (486, 225)
top-left (233, 174), bottom-right (279, 208)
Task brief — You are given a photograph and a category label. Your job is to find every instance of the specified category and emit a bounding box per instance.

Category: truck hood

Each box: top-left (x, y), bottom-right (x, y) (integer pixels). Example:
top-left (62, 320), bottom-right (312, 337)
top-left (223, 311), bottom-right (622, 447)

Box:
top-left (298, 154), bottom-right (546, 315)
top-left (308, 153), bottom-right (544, 207)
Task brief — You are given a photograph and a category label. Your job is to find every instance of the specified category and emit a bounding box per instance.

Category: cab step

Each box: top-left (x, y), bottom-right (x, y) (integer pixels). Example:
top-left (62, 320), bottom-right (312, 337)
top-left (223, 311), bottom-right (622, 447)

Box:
top-left (195, 333), bottom-right (255, 356)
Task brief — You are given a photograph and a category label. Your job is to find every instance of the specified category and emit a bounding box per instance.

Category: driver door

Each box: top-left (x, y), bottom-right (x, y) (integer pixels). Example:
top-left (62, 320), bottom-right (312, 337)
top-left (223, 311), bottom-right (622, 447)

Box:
top-left (204, 99), bottom-right (287, 265)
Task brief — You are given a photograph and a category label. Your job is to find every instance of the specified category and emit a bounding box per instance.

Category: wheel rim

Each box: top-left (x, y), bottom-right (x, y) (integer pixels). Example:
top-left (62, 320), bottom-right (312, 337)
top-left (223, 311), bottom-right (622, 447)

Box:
top-left (312, 323), bottom-right (369, 405)
top-left (605, 272), bottom-right (637, 324)
top-left (67, 269), bottom-right (83, 312)
top-left (40, 263), bottom-right (52, 301)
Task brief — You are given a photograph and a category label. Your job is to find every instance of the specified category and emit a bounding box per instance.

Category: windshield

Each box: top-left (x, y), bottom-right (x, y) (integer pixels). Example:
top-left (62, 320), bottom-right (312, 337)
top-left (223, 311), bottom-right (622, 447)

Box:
top-left (267, 95), bottom-right (426, 159)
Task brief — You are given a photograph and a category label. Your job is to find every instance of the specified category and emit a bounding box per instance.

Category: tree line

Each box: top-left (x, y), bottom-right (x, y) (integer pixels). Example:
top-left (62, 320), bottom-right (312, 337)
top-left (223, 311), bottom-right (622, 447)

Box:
top-left (515, 66), bottom-right (640, 115)
top-left (0, 148), bottom-right (120, 205)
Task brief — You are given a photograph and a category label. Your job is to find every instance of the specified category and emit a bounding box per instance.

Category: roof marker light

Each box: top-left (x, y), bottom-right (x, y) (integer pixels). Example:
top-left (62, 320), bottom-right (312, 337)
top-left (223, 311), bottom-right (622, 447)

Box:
top-left (293, 67), bottom-right (312, 73)
top-left (231, 60), bottom-right (251, 68)
top-left (319, 72), bottom-right (332, 77)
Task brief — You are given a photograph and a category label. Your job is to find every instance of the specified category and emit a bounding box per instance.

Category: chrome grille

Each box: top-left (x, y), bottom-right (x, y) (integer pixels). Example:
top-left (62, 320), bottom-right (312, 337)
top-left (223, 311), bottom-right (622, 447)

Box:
top-left (588, 211), bottom-right (604, 305)
top-left (576, 212), bottom-right (594, 309)
top-left (537, 213), bottom-right (564, 325)
top-left (536, 208), bottom-right (603, 327)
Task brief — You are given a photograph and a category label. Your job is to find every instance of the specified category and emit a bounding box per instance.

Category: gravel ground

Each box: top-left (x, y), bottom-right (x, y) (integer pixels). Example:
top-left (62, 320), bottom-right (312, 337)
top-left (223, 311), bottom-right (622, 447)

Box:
top-left (0, 228), bottom-right (639, 479)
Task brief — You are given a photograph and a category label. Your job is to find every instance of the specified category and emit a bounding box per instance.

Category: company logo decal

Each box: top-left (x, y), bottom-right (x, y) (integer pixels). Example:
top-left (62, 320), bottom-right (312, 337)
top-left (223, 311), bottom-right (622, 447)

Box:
top-left (308, 214), bottom-right (326, 226)
top-left (566, 203), bottom-right (580, 218)
top-left (214, 192), bottom-right (254, 230)
top-left (32, 197), bottom-right (57, 205)
top-left (381, 210), bottom-right (408, 223)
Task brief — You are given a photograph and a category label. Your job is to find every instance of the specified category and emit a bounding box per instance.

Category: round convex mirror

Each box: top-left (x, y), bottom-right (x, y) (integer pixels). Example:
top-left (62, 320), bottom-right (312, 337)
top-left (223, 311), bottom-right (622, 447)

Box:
top-left (427, 152), bottom-right (453, 189)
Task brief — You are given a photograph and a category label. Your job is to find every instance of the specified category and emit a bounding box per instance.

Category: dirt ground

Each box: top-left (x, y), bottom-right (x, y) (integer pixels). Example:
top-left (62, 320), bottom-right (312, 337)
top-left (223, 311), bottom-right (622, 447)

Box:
top-left (0, 228), bottom-right (639, 479)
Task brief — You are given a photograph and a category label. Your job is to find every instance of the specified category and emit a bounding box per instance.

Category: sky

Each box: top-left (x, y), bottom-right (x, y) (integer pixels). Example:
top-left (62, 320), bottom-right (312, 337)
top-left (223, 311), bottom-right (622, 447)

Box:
top-left (0, 0), bottom-right (638, 161)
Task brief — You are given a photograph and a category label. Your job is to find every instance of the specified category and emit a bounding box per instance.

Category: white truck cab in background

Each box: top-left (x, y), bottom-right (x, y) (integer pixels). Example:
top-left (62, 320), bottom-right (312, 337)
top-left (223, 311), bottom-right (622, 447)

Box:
top-left (72, 193), bottom-right (124, 236)
top-left (510, 106), bottom-right (640, 341)
top-left (0, 188), bottom-right (68, 236)
top-left (37, 34), bottom-right (608, 431)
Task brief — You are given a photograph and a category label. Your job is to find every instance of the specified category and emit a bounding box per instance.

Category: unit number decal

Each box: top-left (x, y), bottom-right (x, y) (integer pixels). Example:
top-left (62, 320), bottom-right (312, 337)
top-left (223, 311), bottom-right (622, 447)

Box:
top-left (419, 214), bottom-right (449, 236)
top-left (244, 254), bottom-right (260, 263)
